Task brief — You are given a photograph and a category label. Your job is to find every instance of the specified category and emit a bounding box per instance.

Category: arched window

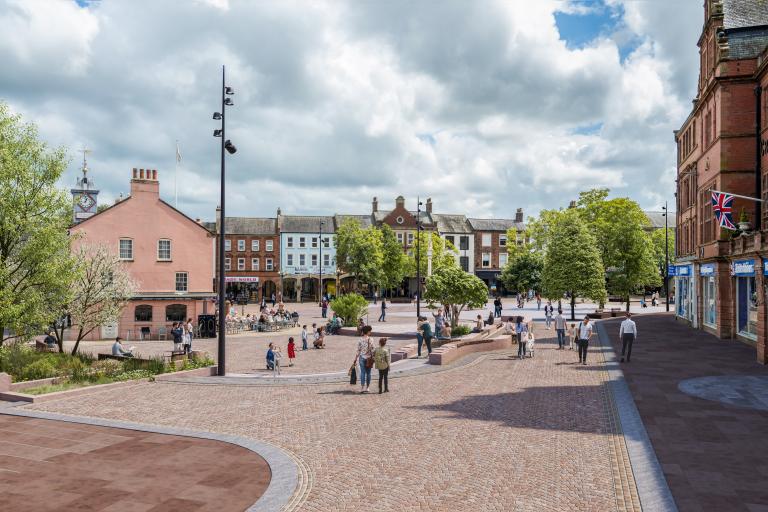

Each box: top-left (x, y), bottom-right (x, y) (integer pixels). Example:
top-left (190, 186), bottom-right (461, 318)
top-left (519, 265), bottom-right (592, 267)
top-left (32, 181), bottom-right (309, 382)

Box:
top-left (165, 304), bottom-right (187, 322)
top-left (135, 305), bottom-right (153, 322)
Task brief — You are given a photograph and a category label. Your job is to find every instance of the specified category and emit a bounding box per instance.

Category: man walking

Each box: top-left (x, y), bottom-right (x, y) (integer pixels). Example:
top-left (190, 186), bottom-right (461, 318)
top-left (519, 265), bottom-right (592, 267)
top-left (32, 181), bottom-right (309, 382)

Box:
top-left (554, 310), bottom-right (566, 349)
top-left (378, 299), bottom-right (387, 322)
top-left (544, 301), bottom-right (554, 329)
top-left (619, 312), bottom-right (637, 363)
top-left (577, 317), bottom-right (593, 365)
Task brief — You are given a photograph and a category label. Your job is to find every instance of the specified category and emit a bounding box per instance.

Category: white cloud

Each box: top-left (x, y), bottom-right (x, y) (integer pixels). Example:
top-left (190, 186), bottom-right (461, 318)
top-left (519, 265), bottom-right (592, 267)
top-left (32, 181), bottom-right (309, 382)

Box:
top-left (0, 0), bottom-right (697, 221)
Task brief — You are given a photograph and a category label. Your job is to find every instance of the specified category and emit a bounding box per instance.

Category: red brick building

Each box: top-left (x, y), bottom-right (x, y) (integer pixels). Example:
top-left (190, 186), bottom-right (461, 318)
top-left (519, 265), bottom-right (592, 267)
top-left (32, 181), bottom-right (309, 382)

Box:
top-left (674, 0), bottom-right (768, 363)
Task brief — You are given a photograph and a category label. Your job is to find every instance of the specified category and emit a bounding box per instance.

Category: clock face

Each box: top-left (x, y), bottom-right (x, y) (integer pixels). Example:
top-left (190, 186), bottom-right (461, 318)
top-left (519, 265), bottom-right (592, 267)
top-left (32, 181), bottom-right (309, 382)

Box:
top-left (77, 193), bottom-right (95, 211)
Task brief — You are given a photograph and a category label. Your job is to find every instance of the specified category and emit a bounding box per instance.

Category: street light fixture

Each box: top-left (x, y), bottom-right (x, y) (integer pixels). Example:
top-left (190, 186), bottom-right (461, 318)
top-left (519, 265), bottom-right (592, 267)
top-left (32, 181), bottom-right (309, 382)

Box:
top-left (213, 65), bottom-right (236, 377)
top-left (319, 220), bottom-right (324, 308)
top-left (662, 202), bottom-right (670, 312)
top-left (416, 197), bottom-right (423, 319)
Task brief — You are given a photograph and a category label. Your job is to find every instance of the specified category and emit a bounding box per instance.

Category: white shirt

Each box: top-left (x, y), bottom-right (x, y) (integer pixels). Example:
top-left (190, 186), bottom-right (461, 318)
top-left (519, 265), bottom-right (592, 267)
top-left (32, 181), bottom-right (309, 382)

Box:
top-left (619, 319), bottom-right (637, 338)
top-left (554, 315), bottom-right (566, 330)
top-left (578, 322), bottom-right (593, 340)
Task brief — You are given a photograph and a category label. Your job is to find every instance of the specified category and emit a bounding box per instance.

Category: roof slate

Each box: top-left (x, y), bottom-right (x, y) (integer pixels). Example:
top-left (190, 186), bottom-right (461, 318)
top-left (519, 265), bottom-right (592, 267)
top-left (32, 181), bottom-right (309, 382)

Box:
top-left (335, 214), bottom-right (373, 229)
top-left (467, 218), bottom-right (523, 232)
top-left (723, 0), bottom-right (768, 29)
top-left (432, 214), bottom-right (472, 233)
top-left (726, 26), bottom-right (768, 59)
top-left (644, 211), bottom-right (676, 229)
top-left (203, 217), bottom-right (276, 235)
top-left (280, 215), bottom-right (336, 233)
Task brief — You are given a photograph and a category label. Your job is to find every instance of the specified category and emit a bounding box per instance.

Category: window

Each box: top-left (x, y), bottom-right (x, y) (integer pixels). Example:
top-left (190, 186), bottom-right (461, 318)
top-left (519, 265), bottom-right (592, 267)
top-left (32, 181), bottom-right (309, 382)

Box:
top-left (311, 254), bottom-right (318, 266)
top-left (225, 257), bottom-right (231, 271)
top-left (237, 258), bottom-right (245, 271)
top-left (299, 254), bottom-right (306, 266)
top-left (702, 275), bottom-right (716, 327)
top-left (701, 190), bottom-right (714, 243)
top-left (482, 252), bottom-right (491, 267)
top-left (287, 254), bottom-right (294, 266)
top-left (460, 256), bottom-right (469, 272)
top-left (312, 237), bottom-right (318, 248)
top-left (324, 254), bottom-right (330, 266)
top-left (737, 276), bottom-right (758, 338)
top-left (175, 272), bottom-right (188, 292)
top-left (323, 237), bottom-right (330, 248)
top-left (251, 258), bottom-right (259, 271)
top-left (266, 258), bottom-right (274, 271)
top-left (237, 239), bottom-right (245, 252)
top-left (165, 304), bottom-right (187, 322)
top-left (224, 239), bottom-right (231, 251)
top-left (499, 253), bottom-right (508, 266)
top-left (287, 237), bottom-right (294, 248)
top-left (445, 235), bottom-right (455, 246)
top-left (266, 240), bottom-right (273, 251)
top-left (299, 237), bottom-right (306, 248)
top-left (397, 232), bottom-right (404, 244)
top-left (251, 239), bottom-right (260, 251)
top-left (482, 233), bottom-right (492, 247)
top-left (460, 236), bottom-right (469, 251)
top-left (407, 232), bottom-right (414, 245)
top-left (119, 239), bottom-right (133, 260)
top-left (499, 234), bottom-right (507, 247)
top-left (135, 305), bottom-right (152, 322)
top-left (157, 239), bottom-right (171, 261)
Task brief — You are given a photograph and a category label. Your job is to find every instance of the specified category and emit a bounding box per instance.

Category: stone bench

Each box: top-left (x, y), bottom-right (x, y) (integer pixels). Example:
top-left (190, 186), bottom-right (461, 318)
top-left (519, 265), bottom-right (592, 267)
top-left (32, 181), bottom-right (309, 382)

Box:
top-left (428, 335), bottom-right (513, 365)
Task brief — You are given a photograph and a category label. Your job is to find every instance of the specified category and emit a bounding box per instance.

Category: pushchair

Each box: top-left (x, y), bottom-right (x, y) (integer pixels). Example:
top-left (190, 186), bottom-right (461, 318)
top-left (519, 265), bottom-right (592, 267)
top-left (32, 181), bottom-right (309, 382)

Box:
top-left (526, 332), bottom-right (535, 358)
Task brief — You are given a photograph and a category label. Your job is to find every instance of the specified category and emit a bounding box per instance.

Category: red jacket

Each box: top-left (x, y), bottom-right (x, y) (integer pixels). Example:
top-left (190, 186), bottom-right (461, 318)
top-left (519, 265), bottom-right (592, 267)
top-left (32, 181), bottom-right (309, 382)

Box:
top-left (287, 342), bottom-right (296, 358)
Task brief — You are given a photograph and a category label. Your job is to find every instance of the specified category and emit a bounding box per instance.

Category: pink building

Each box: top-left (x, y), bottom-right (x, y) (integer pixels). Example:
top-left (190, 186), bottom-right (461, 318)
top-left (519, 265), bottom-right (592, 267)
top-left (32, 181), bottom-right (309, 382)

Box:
top-left (70, 168), bottom-right (215, 341)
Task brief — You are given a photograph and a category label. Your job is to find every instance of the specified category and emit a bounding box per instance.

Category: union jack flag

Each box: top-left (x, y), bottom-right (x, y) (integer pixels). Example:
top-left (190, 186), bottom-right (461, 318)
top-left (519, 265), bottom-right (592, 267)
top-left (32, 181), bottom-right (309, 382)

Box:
top-left (711, 191), bottom-right (736, 230)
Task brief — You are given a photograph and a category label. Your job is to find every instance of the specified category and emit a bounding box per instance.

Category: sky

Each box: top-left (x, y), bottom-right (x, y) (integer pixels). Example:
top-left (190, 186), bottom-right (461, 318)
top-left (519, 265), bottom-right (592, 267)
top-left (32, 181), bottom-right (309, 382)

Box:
top-left (0, 0), bottom-right (701, 221)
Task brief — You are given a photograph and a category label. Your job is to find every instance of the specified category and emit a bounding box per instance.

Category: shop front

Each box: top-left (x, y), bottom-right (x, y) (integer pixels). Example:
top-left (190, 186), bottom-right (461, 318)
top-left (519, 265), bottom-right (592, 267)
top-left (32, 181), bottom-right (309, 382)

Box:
top-left (732, 259), bottom-right (758, 341)
top-left (224, 276), bottom-right (260, 304)
top-left (674, 264), bottom-right (695, 325)
top-left (700, 263), bottom-right (717, 328)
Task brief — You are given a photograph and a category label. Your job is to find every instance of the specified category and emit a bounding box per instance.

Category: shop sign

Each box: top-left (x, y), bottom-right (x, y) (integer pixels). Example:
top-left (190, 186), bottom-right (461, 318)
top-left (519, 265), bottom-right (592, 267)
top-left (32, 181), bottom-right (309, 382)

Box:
top-left (764, 260), bottom-right (768, 275)
top-left (676, 265), bottom-right (691, 277)
top-left (700, 263), bottom-right (715, 276)
top-left (224, 276), bottom-right (260, 283)
top-left (731, 259), bottom-right (755, 277)
top-left (667, 265), bottom-right (677, 276)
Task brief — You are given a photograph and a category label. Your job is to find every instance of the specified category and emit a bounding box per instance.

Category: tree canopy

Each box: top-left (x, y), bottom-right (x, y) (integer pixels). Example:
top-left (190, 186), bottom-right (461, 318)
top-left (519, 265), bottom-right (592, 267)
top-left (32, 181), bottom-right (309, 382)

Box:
top-left (424, 266), bottom-right (488, 328)
top-left (407, 230), bottom-right (457, 277)
top-left (335, 219), bottom-right (384, 288)
top-left (379, 224), bottom-right (408, 293)
top-left (541, 209), bottom-right (606, 319)
top-left (0, 102), bottom-right (76, 345)
top-left (500, 251), bottom-right (543, 295)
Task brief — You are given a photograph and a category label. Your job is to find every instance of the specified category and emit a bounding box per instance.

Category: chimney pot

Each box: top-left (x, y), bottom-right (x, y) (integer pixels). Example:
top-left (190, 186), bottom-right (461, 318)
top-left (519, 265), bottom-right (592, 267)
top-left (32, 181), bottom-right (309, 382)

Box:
top-left (426, 198), bottom-right (433, 214)
top-left (140, 169), bottom-right (145, 179)
top-left (372, 197), bottom-right (378, 213)
top-left (132, 168), bottom-right (137, 179)
top-left (152, 169), bottom-right (157, 180)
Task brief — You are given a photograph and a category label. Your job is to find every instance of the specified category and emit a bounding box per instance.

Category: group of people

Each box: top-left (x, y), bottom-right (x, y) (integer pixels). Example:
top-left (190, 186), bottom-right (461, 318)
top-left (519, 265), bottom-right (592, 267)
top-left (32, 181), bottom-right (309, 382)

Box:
top-left (266, 337), bottom-right (297, 374)
top-left (353, 325), bottom-right (391, 393)
top-left (171, 319), bottom-right (194, 354)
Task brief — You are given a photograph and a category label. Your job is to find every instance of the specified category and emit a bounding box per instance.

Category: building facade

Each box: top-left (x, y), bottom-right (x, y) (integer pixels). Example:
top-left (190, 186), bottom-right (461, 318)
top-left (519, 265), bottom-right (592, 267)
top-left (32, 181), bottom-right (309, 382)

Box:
top-left (674, 0), bottom-right (768, 363)
top-left (468, 208), bottom-right (525, 295)
top-left (433, 214), bottom-right (474, 272)
top-left (278, 215), bottom-right (336, 301)
top-left (71, 168), bottom-right (215, 341)
top-left (206, 212), bottom-right (280, 305)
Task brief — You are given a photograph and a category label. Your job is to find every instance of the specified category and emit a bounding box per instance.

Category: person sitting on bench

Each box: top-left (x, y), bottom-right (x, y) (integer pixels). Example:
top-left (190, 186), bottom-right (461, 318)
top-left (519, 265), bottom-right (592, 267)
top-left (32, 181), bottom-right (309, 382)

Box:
top-left (112, 337), bottom-right (134, 358)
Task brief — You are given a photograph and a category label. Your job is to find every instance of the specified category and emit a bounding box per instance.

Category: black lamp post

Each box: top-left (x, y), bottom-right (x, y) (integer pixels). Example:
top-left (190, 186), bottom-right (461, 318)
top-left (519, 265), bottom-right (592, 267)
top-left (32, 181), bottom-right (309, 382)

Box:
top-left (662, 201), bottom-right (670, 312)
top-left (416, 197), bottom-right (422, 319)
top-left (319, 220), bottom-right (324, 306)
top-left (213, 65), bottom-right (236, 377)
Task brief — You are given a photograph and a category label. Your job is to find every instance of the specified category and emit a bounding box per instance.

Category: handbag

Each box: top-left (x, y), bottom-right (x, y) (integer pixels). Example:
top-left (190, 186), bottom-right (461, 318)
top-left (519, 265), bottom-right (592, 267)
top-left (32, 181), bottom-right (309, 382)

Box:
top-left (364, 340), bottom-right (374, 369)
top-left (349, 365), bottom-right (357, 385)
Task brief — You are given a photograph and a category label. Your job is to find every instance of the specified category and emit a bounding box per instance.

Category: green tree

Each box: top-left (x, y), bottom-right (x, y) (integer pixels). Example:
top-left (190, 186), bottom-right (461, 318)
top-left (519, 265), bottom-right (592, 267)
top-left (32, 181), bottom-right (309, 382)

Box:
top-left (500, 251), bottom-right (543, 295)
top-left (330, 293), bottom-right (369, 327)
top-left (541, 209), bottom-right (606, 320)
top-left (407, 231), bottom-right (457, 277)
top-left (379, 225), bottom-right (408, 295)
top-left (0, 102), bottom-right (76, 345)
top-left (335, 219), bottom-right (383, 289)
top-left (424, 266), bottom-right (488, 328)
top-left (599, 199), bottom-right (662, 311)
top-left (54, 243), bottom-right (137, 354)
top-left (650, 227), bottom-right (675, 270)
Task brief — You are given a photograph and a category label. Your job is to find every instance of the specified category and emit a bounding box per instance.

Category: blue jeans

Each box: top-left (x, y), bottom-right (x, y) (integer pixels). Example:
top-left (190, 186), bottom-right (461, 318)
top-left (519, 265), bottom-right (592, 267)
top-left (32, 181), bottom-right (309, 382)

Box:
top-left (545, 315), bottom-right (552, 328)
top-left (416, 333), bottom-right (424, 356)
top-left (359, 356), bottom-right (372, 388)
top-left (302, 336), bottom-right (308, 350)
top-left (556, 329), bottom-right (565, 348)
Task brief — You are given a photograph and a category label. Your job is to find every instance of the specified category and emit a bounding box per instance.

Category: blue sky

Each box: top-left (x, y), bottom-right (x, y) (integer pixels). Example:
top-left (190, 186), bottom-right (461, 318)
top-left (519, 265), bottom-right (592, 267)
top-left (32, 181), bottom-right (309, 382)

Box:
top-left (555, 1), bottom-right (640, 61)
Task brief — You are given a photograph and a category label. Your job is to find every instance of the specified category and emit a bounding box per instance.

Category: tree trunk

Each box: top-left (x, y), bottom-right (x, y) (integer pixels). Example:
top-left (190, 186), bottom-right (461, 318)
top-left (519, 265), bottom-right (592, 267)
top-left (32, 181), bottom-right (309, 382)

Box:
top-left (570, 293), bottom-right (576, 321)
top-left (626, 294), bottom-right (631, 313)
top-left (71, 328), bottom-right (85, 355)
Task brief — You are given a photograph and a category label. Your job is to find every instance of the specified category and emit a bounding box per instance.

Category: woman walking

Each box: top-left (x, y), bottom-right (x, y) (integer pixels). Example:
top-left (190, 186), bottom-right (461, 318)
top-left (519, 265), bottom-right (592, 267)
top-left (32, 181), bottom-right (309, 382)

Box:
top-left (356, 325), bottom-right (375, 393)
top-left (516, 317), bottom-right (528, 359)
top-left (374, 337), bottom-right (391, 394)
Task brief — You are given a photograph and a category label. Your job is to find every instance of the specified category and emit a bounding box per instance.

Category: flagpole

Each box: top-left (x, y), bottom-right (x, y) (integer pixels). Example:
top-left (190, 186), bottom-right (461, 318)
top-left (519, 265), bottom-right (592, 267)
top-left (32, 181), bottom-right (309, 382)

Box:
top-left (175, 140), bottom-right (179, 208)
top-left (710, 189), bottom-right (764, 202)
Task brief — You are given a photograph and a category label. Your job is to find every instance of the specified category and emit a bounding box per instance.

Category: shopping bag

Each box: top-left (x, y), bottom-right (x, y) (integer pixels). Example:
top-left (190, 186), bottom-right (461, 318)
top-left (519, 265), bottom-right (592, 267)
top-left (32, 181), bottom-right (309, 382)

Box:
top-left (349, 365), bottom-right (357, 385)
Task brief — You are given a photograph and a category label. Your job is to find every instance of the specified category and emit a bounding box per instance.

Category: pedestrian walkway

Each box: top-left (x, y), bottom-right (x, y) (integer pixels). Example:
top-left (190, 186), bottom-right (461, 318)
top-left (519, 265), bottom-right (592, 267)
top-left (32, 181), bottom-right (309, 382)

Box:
top-left (0, 414), bottom-right (271, 512)
top-left (600, 313), bottom-right (768, 512)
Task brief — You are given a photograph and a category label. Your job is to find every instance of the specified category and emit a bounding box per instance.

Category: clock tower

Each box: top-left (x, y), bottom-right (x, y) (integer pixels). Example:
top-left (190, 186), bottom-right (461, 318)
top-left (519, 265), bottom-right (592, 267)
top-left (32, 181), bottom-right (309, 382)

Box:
top-left (71, 148), bottom-right (100, 224)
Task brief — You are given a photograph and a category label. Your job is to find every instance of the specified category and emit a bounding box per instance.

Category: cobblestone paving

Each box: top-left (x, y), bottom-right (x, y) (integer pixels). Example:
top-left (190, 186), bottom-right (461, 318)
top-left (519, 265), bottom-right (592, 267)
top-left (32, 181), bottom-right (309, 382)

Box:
top-left (25, 324), bottom-right (637, 511)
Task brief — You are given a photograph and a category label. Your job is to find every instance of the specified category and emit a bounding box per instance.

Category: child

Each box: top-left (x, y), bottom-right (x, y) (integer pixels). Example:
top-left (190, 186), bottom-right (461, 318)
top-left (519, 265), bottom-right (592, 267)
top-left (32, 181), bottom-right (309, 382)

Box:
top-left (374, 337), bottom-right (391, 394)
top-left (301, 325), bottom-right (308, 350)
top-left (287, 337), bottom-right (296, 367)
top-left (568, 323), bottom-right (577, 350)
top-left (273, 345), bottom-right (282, 375)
